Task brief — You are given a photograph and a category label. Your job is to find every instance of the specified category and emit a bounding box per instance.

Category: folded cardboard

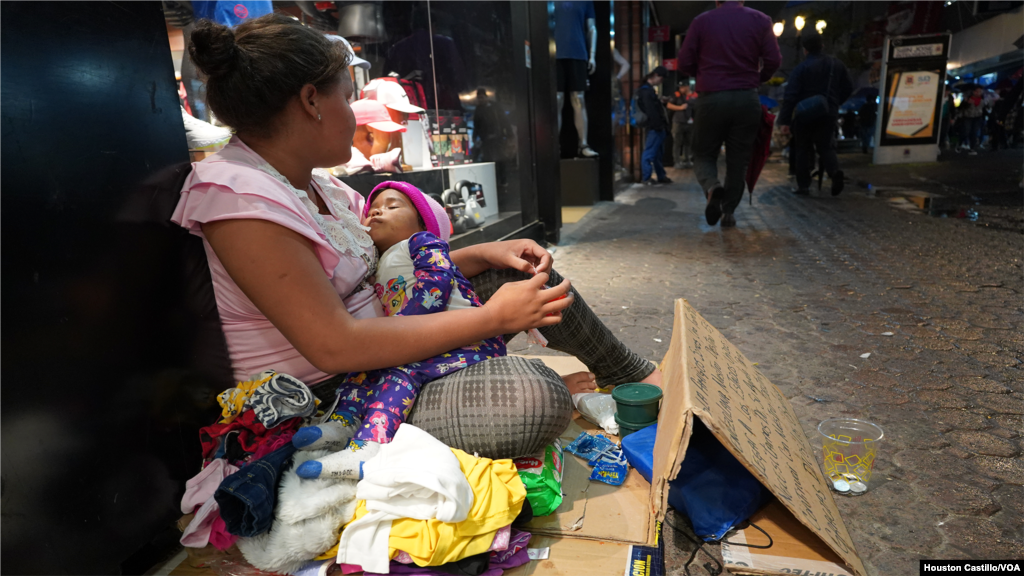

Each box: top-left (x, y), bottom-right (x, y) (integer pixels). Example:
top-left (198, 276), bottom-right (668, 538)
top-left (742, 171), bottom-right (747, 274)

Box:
top-left (516, 298), bottom-right (864, 576)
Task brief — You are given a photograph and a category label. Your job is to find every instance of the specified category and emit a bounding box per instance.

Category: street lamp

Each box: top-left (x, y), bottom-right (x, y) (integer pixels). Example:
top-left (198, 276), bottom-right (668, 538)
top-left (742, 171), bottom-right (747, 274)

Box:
top-left (773, 21), bottom-right (784, 37)
top-left (794, 16), bottom-right (806, 64)
top-left (815, 20), bottom-right (827, 33)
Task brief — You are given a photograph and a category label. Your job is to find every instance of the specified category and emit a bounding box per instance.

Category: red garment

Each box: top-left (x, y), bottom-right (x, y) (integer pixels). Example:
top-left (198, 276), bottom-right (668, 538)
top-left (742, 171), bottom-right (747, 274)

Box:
top-left (208, 514), bottom-right (238, 551)
top-left (745, 105), bottom-right (776, 202)
top-left (248, 427), bottom-right (297, 461)
top-left (199, 410), bottom-right (301, 460)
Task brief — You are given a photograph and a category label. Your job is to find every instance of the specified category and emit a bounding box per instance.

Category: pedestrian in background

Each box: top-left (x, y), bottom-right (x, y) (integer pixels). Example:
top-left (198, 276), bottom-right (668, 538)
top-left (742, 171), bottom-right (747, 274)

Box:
top-left (958, 87), bottom-right (988, 155)
top-left (939, 87), bottom-right (954, 151)
top-left (778, 32), bottom-right (852, 196)
top-left (667, 79), bottom-right (695, 168)
top-left (678, 0), bottom-right (781, 228)
top-left (637, 66), bottom-right (672, 186)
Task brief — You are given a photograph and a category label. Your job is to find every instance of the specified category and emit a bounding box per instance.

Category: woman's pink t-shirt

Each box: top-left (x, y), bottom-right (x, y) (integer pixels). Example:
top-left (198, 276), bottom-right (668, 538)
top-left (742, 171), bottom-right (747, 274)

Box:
top-left (171, 137), bottom-right (383, 384)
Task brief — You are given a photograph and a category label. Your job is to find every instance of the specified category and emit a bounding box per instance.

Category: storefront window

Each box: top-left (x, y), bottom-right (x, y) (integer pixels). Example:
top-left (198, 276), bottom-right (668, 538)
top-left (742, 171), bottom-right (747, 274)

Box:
top-left (170, 1), bottom-right (532, 247)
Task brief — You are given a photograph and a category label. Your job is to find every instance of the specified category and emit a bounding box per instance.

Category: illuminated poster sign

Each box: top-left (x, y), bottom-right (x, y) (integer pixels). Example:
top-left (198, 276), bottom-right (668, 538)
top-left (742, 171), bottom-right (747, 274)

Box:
top-left (884, 70), bottom-right (941, 138)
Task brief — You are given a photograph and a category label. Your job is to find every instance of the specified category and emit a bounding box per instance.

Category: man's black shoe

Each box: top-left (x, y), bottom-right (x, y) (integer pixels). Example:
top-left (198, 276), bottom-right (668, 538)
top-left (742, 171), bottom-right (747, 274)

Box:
top-left (705, 186), bottom-right (724, 225)
top-left (721, 213), bottom-right (736, 227)
top-left (642, 179), bottom-right (657, 186)
top-left (793, 188), bottom-right (810, 196)
top-left (831, 170), bottom-right (845, 196)
top-left (657, 177), bottom-right (673, 184)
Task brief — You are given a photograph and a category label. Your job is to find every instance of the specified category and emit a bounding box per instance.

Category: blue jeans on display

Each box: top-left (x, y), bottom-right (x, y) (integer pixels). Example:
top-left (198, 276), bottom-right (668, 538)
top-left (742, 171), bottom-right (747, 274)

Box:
top-left (641, 129), bottom-right (667, 182)
top-left (215, 443), bottom-right (297, 537)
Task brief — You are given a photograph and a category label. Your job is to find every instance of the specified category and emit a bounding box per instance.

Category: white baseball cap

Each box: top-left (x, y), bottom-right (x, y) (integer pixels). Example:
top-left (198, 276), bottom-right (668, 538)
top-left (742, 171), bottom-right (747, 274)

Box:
top-left (363, 77), bottom-right (425, 114)
top-left (327, 35), bottom-right (370, 70)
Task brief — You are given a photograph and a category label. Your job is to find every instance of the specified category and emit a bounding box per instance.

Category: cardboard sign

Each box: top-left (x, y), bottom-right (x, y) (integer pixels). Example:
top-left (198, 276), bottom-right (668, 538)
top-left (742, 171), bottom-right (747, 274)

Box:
top-left (652, 300), bottom-right (866, 576)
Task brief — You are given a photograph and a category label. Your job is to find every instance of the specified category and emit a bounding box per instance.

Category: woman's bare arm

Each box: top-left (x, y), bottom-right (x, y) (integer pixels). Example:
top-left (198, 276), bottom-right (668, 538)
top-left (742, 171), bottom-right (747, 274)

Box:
top-left (450, 239), bottom-right (553, 277)
top-left (202, 219), bottom-right (571, 375)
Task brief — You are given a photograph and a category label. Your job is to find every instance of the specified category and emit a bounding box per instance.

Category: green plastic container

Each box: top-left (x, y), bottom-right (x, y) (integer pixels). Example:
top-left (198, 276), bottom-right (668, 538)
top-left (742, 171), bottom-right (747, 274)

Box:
top-left (612, 383), bottom-right (663, 424)
top-left (614, 413), bottom-right (655, 438)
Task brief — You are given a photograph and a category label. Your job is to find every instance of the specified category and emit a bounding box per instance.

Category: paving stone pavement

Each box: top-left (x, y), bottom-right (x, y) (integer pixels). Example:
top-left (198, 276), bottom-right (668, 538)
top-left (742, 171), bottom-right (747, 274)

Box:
top-left (508, 156), bottom-right (1024, 575)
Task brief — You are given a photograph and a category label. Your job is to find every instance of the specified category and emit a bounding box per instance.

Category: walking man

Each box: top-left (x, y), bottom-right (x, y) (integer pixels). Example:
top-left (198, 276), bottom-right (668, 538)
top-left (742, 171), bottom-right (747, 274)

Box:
top-left (637, 66), bottom-right (672, 186)
top-left (779, 32), bottom-right (853, 196)
top-left (678, 0), bottom-right (781, 227)
top-left (667, 79), bottom-right (695, 168)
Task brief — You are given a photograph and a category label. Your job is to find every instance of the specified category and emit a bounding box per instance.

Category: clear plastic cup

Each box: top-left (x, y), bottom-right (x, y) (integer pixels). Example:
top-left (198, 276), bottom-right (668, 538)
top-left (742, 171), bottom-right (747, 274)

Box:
top-left (817, 418), bottom-right (884, 496)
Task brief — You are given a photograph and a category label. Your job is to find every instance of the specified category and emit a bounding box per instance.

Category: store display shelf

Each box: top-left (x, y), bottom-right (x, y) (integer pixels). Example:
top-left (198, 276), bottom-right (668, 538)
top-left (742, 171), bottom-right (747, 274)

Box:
top-left (448, 211), bottom-right (523, 250)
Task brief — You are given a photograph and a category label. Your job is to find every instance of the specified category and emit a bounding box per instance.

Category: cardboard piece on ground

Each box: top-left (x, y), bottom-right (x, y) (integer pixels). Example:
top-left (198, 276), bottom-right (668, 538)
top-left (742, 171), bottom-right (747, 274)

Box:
top-left (721, 500), bottom-right (854, 576)
top-left (502, 535), bottom-right (637, 576)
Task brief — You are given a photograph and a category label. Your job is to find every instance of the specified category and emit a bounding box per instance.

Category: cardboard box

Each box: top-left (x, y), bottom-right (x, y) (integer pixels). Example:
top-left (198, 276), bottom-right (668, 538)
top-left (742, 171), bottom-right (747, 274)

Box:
top-left (512, 299), bottom-right (865, 576)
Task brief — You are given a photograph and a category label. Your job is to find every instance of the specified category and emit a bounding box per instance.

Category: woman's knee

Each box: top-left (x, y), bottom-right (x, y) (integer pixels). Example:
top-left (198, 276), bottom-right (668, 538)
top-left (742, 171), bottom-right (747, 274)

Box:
top-left (408, 357), bottom-right (572, 459)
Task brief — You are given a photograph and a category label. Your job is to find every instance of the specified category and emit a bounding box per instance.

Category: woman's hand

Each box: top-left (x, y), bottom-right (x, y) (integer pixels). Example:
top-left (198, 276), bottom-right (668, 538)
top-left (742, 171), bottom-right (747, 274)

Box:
top-left (451, 239), bottom-right (552, 278)
top-left (496, 239), bottom-right (553, 275)
top-left (483, 272), bottom-right (572, 333)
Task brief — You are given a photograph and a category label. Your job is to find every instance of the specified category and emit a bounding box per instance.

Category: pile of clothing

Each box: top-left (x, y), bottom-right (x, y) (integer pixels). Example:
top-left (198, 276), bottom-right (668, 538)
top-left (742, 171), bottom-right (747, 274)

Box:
top-left (180, 373), bottom-right (546, 576)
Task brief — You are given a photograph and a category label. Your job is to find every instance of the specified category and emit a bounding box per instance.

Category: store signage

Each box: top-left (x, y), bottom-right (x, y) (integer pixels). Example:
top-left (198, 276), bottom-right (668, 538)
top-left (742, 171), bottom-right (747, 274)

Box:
top-left (647, 25), bottom-right (670, 43)
top-left (663, 58), bottom-right (677, 71)
top-left (892, 43), bottom-right (943, 59)
top-left (876, 33), bottom-right (950, 153)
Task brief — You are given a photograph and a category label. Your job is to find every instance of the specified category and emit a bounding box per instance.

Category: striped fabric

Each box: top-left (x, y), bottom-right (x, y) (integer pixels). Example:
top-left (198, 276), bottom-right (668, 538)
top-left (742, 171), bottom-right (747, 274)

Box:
top-left (249, 372), bottom-right (318, 428)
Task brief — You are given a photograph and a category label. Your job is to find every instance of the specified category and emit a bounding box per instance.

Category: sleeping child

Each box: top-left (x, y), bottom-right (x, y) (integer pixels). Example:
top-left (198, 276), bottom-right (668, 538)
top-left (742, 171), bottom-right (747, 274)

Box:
top-left (293, 181), bottom-right (509, 480)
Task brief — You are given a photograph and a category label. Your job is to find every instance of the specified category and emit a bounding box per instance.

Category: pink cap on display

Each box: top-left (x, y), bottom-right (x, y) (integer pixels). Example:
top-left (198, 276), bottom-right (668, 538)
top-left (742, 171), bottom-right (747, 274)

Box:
top-left (365, 181), bottom-right (451, 243)
top-left (363, 78), bottom-right (425, 114)
top-left (351, 99), bottom-right (407, 133)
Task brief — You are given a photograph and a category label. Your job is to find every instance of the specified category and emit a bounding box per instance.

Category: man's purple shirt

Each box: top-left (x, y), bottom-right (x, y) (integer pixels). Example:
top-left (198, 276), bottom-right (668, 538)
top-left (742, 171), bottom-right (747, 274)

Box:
top-left (677, 2), bottom-right (781, 93)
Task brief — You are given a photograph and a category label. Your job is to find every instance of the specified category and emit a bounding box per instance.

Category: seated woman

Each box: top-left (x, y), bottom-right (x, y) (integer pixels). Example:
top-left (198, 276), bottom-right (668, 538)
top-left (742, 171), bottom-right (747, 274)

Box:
top-left (173, 14), bottom-right (660, 461)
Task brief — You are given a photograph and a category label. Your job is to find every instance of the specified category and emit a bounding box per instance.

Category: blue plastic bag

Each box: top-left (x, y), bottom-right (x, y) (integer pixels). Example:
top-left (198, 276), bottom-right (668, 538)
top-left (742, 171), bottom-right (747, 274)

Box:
top-left (667, 420), bottom-right (770, 541)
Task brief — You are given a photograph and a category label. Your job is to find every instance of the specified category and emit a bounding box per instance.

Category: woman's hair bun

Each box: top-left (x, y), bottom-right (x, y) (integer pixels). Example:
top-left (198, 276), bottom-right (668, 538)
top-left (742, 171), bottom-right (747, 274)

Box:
top-left (189, 20), bottom-right (239, 79)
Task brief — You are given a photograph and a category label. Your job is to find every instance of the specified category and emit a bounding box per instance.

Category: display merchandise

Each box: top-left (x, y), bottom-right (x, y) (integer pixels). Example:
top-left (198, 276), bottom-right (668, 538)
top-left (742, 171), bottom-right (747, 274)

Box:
top-left (554, 0), bottom-right (598, 158)
top-left (351, 99), bottom-right (406, 157)
top-left (326, 35), bottom-right (371, 70)
top-left (362, 77), bottom-right (425, 159)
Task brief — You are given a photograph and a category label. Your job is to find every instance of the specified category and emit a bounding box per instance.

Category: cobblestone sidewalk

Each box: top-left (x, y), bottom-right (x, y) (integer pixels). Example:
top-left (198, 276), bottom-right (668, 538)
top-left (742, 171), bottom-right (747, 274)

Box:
top-left (509, 156), bottom-right (1024, 575)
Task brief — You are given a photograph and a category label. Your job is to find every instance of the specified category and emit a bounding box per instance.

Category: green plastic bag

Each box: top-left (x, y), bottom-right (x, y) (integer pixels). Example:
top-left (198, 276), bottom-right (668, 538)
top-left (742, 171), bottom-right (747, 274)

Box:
top-left (513, 439), bottom-right (564, 516)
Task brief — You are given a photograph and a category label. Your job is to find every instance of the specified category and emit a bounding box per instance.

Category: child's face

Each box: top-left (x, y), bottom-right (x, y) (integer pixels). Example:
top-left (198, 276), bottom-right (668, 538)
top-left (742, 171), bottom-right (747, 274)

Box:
top-left (365, 190), bottom-right (425, 252)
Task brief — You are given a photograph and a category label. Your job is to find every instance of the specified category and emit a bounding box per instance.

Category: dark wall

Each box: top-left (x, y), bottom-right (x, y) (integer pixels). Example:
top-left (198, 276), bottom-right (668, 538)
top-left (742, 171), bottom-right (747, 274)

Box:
top-left (520, 1), bottom-right (563, 243)
top-left (1, 2), bottom-right (229, 573)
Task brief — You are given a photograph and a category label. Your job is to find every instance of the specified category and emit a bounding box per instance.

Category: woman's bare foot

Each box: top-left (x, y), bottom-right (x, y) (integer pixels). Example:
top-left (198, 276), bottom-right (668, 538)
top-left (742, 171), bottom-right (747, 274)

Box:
top-left (563, 371), bottom-right (598, 395)
top-left (640, 365), bottom-right (664, 388)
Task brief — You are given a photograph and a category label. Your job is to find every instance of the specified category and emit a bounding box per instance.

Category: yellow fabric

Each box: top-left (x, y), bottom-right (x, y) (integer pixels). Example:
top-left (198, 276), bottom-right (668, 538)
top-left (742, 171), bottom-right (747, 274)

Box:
top-left (216, 371), bottom-right (273, 424)
top-left (316, 449), bottom-right (525, 566)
